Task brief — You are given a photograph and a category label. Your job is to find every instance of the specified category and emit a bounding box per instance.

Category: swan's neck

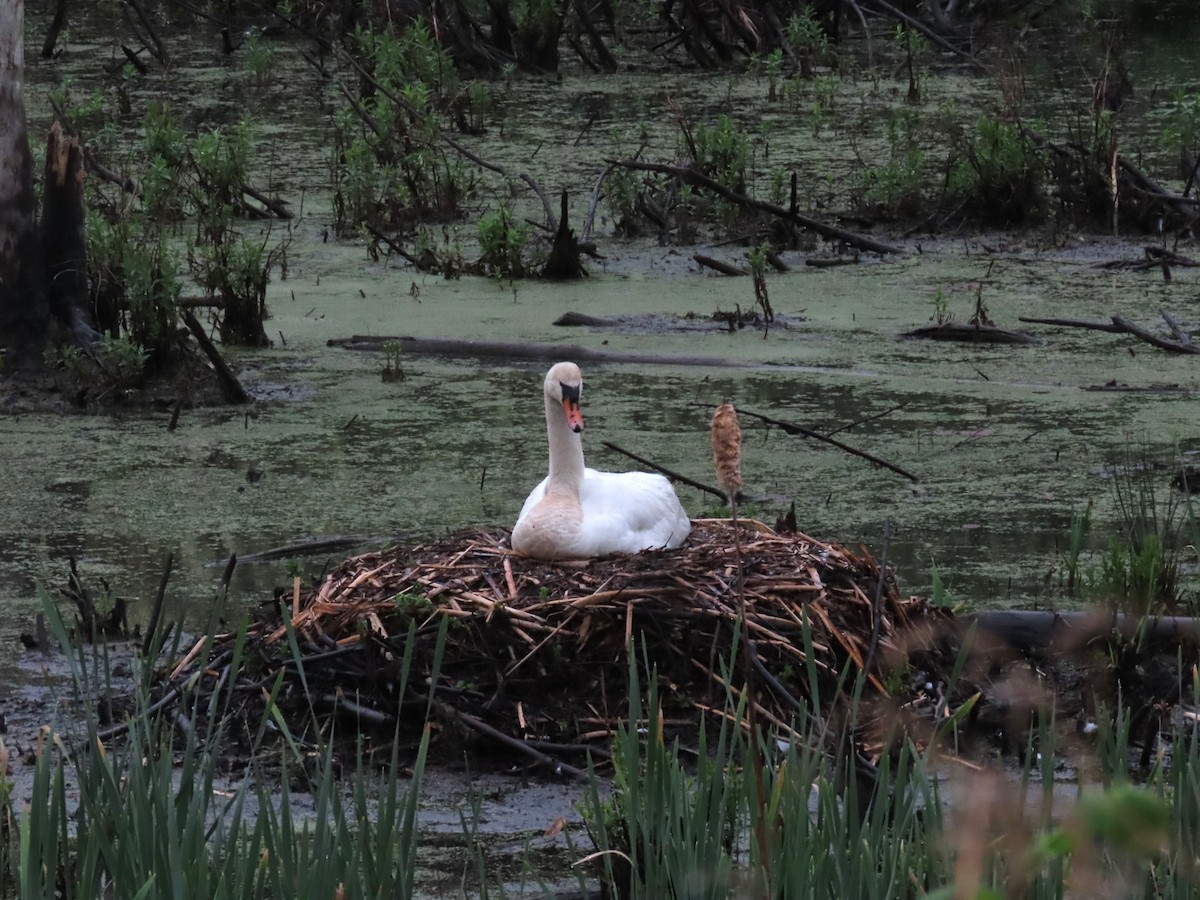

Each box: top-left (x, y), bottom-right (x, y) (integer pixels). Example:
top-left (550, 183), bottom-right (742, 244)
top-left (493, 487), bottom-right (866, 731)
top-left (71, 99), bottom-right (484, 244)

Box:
top-left (545, 393), bottom-right (585, 492)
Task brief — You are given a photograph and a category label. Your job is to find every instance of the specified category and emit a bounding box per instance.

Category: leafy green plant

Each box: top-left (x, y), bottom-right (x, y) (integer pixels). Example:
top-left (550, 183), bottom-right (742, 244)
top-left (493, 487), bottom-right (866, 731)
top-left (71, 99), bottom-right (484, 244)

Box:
top-left (746, 242), bottom-right (774, 327)
top-left (948, 117), bottom-right (1045, 224)
top-left (69, 92), bottom-right (287, 358)
top-left (190, 231), bottom-right (281, 347)
top-left (1103, 448), bottom-right (1186, 612)
top-left (763, 48), bottom-right (785, 100)
top-left (858, 107), bottom-right (926, 217)
top-left (477, 204), bottom-right (528, 278)
top-left (1057, 447), bottom-right (1192, 611)
top-left (929, 285), bottom-right (951, 324)
top-left (894, 23), bottom-right (929, 103)
top-left (690, 114), bottom-right (748, 194)
top-left (240, 31), bottom-right (276, 85)
top-left (330, 23), bottom-right (475, 233)
top-left (930, 562), bottom-right (953, 608)
top-left (1162, 88), bottom-right (1200, 195)
top-left (785, 7), bottom-right (835, 76)
top-left (382, 340), bottom-right (406, 383)
top-left (1062, 500), bottom-right (1094, 593)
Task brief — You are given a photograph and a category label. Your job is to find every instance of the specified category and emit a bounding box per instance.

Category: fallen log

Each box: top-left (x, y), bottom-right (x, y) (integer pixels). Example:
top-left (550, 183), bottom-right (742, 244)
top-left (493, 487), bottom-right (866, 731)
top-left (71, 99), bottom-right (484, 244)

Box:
top-left (961, 609), bottom-right (1200, 657)
top-left (1018, 315), bottom-right (1123, 333)
top-left (1112, 314), bottom-right (1199, 354)
top-left (902, 323), bottom-right (1038, 345)
top-left (1019, 314), bottom-right (1200, 354)
top-left (694, 254), bottom-right (749, 276)
top-left (1098, 246), bottom-right (1200, 272)
top-left (183, 310), bottom-right (252, 403)
top-left (553, 311), bottom-right (619, 327)
top-left (327, 335), bottom-right (757, 368)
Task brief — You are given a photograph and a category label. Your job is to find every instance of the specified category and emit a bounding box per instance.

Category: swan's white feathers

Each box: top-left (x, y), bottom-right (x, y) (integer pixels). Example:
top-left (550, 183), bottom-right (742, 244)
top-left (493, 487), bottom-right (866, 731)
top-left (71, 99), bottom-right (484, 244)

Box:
top-left (511, 362), bottom-right (691, 560)
top-left (516, 469), bottom-right (691, 558)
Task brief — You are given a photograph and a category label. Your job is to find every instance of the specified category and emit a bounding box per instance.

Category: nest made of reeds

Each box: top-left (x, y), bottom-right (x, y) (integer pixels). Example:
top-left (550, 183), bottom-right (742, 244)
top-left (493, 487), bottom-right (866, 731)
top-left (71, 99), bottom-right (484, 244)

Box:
top-left (161, 519), bottom-right (948, 774)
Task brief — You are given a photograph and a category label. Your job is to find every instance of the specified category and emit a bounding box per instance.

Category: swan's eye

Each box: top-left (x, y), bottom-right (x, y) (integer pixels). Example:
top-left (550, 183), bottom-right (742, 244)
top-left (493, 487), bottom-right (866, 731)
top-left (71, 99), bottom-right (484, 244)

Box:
top-left (560, 382), bottom-right (581, 403)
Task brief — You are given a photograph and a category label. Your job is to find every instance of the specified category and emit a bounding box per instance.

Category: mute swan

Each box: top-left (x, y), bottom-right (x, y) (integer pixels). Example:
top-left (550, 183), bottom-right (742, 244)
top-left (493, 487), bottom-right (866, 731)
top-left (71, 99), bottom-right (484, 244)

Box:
top-left (511, 362), bottom-right (691, 560)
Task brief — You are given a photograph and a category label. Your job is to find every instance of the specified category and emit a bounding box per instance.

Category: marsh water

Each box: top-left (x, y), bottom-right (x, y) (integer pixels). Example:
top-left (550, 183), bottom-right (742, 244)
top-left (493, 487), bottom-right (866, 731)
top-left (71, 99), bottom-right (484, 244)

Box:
top-left (3, 11), bottom-right (1199, 691)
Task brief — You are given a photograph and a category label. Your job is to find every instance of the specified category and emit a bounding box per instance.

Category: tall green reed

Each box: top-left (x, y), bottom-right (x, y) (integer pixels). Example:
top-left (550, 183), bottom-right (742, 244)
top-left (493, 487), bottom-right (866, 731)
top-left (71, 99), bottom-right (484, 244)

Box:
top-left (1, 591), bottom-right (441, 900)
top-left (580, 624), bottom-right (1199, 899)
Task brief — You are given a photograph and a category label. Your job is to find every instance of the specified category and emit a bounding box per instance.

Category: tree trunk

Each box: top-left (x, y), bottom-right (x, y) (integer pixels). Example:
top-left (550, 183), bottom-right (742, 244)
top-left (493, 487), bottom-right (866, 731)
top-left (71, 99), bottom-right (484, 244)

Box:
top-left (0, 0), bottom-right (48, 364)
top-left (42, 120), bottom-right (95, 346)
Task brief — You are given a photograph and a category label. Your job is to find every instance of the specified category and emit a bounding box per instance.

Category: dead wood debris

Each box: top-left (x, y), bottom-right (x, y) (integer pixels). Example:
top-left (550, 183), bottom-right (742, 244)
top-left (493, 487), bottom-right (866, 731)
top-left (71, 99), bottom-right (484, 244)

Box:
top-left (160, 521), bottom-right (944, 774)
top-left (1019, 312), bottom-right (1199, 354)
top-left (902, 322), bottom-right (1039, 345)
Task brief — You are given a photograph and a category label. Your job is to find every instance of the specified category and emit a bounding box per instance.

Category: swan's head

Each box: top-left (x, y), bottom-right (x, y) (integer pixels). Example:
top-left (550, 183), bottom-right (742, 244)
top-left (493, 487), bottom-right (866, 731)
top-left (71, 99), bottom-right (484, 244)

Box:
top-left (544, 362), bottom-right (584, 433)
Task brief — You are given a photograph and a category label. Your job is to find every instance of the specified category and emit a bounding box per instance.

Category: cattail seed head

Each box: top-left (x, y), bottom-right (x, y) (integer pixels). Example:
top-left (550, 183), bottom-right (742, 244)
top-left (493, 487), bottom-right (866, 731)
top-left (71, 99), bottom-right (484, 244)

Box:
top-left (711, 402), bottom-right (742, 501)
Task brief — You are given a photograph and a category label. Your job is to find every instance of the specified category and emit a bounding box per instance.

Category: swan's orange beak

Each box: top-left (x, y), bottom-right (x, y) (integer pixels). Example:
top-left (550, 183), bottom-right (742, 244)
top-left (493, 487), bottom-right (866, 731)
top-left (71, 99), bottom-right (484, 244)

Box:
top-left (562, 398), bottom-right (584, 433)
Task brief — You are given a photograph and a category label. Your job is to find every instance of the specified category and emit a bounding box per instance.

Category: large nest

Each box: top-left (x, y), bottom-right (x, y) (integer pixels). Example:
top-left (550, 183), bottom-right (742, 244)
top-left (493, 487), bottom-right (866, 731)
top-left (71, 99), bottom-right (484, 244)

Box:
top-left (166, 520), bottom-right (946, 774)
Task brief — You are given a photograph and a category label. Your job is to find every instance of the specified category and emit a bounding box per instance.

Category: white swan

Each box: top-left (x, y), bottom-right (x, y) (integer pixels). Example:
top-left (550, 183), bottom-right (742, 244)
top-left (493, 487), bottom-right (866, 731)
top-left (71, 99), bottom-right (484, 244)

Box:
top-left (511, 362), bottom-right (691, 560)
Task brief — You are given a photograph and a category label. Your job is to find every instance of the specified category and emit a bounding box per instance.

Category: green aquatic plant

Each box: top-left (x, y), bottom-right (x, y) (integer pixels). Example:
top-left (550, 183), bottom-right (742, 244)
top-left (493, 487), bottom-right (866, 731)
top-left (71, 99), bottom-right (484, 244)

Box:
top-left (785, 7), bottom-right (835, 76)
top-left (330, 23), bottom-right (474, 233)
top-left (477, 204), bottom-right (528, 278)
top-left (1162, 88), bottom-right (1200, 195)
top-left (690, 114), bottom-right (748, 194)
top-left (0, 595), bottom-right (440, 900)
top-left (746, 242), bottom-right (774, 326)
top-left (1062, 500), bottom-right (1094, 594)
top-left (947, 116), bottom-right (1045, 225)
top-left (382, 340), bottom-right (407, 383)
top-left (240, 31), bottom-right (277, 86)
top-left (858, 107), bottom-right (926, 217)
top-left (1103, 447), bottom-right (1186, 612)
top-left (894, 23), bottom-right (929, 103)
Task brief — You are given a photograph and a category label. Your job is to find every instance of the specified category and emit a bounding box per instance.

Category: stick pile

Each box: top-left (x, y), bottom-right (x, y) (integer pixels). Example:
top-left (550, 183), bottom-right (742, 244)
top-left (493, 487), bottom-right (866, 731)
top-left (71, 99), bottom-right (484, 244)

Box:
top-left (166, 520), bottom-right (941, 773)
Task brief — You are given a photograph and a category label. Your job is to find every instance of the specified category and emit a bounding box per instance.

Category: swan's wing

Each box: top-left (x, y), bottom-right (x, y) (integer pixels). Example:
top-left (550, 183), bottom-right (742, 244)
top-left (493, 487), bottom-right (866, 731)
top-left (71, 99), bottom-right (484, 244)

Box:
top-left (578, 470), bottom-right (691, 553)
top-left (515, 476), bottom-right (550, 526)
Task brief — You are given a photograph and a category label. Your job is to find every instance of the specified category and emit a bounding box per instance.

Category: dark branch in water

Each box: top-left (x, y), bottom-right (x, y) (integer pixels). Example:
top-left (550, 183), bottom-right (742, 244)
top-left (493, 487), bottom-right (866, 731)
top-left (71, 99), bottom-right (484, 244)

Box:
top-left (1020, 315), bottom-right (1200, 354)
top-left (182, 311), bottom-right (253, 403)
top-left (734, 408), bottom-right (920, 482)
top-left (610, 159), bottom-right (905, 256)
top-left (600, 440), bottom-right (743, 503)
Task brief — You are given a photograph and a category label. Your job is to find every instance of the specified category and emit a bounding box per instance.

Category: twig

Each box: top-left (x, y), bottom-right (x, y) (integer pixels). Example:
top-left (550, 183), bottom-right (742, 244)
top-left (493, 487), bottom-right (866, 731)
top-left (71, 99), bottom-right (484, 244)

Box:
top-left (600, 440), bottom-right (739, 502)
top-left (735, 408), bottom-right (920, 482)
top-left (426, 696), bottom-right (589, 781)
top-left (241, 184), bottom-right (293, 219)
top-left (859, 0), bottom-right (988, 72)
top-left (1018, 315), bottom-right (1123, 333)
top-left (824, 401), bottom-right (909, 438)
top-left (322, 693), bottom-right (394, 726)
top-left (122, 0), bottom-right (167, 64)
top-left (1159, 310), bottom-right (1193, 348)
top-left (1111, 315), bottom-right (1200, 354)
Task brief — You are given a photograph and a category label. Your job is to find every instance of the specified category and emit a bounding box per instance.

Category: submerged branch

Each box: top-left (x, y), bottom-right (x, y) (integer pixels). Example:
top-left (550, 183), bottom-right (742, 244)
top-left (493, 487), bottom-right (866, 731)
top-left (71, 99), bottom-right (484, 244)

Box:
top-left (735, 408), bottom-right (919, 482)
top-left (611, 159), bottom-right (905, 256)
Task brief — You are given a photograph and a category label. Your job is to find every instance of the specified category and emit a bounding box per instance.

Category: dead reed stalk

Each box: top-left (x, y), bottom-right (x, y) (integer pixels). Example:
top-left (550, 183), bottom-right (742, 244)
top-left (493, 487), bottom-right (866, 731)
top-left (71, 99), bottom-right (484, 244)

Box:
top-left (711, 403), bottom-right (742, 501)
top-left (712, 402), bottom-right (770, 882)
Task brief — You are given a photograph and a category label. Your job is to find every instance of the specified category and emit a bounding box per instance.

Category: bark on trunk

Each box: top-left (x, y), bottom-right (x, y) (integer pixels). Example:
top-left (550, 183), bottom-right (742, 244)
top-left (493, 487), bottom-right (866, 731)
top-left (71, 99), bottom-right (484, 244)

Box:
top-left (0, 0), bottom-right (48, 362)
top-left (42, 120), bottom-right (95, 346)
